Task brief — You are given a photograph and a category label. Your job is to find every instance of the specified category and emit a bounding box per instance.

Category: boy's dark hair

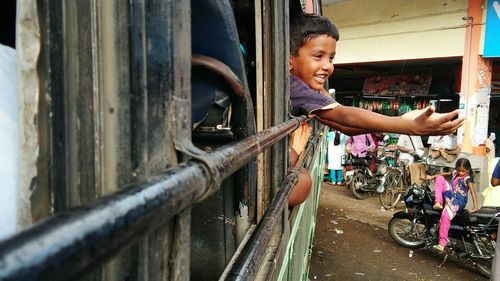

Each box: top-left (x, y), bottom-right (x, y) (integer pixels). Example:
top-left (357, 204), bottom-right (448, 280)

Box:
top-left (455, 157), bottom-right (474, 179)
top-left (290, 13), bottom-right (340, 56)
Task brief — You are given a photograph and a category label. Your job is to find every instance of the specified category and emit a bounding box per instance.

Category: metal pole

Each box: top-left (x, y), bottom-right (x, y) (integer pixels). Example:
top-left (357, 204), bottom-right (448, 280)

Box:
top-left (223, 126), bottom-right (321, 280)
top-left (0, 117), bottom-right (306, 281)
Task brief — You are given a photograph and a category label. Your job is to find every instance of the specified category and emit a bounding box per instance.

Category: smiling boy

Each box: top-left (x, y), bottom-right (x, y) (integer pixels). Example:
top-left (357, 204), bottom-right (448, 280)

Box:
top-left (289, 13), bottom-right (463, 136)
top-left (286, 13), bottom-right (463, 206)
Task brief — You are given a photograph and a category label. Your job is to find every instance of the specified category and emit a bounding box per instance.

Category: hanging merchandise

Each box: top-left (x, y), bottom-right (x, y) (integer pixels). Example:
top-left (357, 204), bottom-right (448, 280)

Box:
top-left (347, 73), bottom-right (448, 117)
top-left (383, 100), bottom-right (390, 111)
top-left (398, 102), bottom-right (413, 115)
top-left (417, 99), bottom-right (429, 110)
top-left (363, 75), bottom-right (432, 96)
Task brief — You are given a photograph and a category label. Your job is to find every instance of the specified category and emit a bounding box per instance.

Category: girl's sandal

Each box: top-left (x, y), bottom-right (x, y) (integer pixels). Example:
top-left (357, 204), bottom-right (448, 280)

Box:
top-left (433, 244), bottom-right (445, 251)
top-left (433, 202), bottom-right (443, 210)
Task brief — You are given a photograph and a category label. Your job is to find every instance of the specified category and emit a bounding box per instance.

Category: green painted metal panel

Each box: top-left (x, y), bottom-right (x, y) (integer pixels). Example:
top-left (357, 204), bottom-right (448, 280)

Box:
top-left (277, 128), bottom-right (327, 281)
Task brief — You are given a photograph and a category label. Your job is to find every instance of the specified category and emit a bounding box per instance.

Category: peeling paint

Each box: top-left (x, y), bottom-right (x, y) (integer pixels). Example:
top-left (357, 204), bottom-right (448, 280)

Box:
top-left (235, 203), bottom-right (250, 244)
top-left (17, 0), bottom-right (41, 230)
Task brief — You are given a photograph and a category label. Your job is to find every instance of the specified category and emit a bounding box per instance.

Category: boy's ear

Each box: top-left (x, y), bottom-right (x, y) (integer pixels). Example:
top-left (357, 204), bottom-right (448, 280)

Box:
top-left (289, 55), bottom-right (294, 70)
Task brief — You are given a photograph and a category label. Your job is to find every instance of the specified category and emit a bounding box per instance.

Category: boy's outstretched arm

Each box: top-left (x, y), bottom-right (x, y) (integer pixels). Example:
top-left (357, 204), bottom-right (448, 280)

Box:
top-left (314, 105), bottom-right (463, 136)
top-left (315, 116), bottom-right (373, 136)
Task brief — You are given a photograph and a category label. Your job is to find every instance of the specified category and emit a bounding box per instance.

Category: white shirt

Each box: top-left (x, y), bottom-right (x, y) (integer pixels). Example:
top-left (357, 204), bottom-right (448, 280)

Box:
top-left (327, 131), bottom-right (347, 170)
top-left (397, 135), bottom-right (424, 164)
top-left (428, 135), bottom-right (456, 150)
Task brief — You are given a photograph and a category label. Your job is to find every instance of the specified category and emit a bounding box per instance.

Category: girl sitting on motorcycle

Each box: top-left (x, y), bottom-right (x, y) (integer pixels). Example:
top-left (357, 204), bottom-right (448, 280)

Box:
top-left (428, 158), bottom-right (478, 251)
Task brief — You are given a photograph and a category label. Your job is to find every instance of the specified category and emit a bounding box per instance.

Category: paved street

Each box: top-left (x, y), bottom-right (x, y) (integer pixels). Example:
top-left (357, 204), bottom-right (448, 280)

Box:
top-left (308, 183), bottom-right (489, 281)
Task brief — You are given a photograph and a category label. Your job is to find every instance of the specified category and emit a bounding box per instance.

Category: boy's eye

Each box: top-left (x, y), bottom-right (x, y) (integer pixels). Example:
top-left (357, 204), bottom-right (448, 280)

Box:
top-left (329, 56), bottom-right (334, 63)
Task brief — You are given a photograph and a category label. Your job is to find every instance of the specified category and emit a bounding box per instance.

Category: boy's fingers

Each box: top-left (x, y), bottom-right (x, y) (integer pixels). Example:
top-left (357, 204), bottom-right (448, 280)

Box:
top-left (415, 106), bottom-right (435, 120)
top-left (444, 109), bottom-right (459, 121)
top-left (442, 116), bottom-right (463, 132)
top-left (424, 106), bottom-right (435, 116)
top-left (450, 120), bottom-right (464, 132)
top-left (434, 109), bottom-right (459, 125)
top-left (449, 117), bottom-right (464, 127)
top-left (441, 119), bottom-right (464, 135)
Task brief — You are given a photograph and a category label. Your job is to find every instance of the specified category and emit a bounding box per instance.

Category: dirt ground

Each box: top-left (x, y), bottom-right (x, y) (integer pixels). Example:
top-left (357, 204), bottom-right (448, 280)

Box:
top-left (308, 183), bottom-right (490, 281)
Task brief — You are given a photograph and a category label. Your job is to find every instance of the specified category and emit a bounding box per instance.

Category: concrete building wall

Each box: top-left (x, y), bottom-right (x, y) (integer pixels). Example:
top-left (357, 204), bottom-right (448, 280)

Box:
top-left (323, 0), bottom-right (468, 64)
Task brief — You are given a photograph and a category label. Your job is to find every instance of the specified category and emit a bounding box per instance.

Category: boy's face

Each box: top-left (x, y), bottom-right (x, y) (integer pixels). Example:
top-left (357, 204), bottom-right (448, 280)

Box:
top-left (290, 35), bottom-right (337, 91)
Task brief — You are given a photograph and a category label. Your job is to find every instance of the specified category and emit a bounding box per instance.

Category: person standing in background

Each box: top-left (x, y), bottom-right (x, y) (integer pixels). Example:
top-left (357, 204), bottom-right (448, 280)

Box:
top-left (482, 134), bottom-right (500, 206)
top-left (346, 134), bottom-right (376, 159)
top-left (396, 134), bottom-right (424, 164)
top-left (491, 160), bottom-right (500, 187)
top-left (327, 130), bottom-right (347, 185)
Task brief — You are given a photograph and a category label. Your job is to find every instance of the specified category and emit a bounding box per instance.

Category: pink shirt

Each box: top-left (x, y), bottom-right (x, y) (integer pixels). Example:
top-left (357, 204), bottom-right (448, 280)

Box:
top-left (347, 134), bottom-right (376, 157)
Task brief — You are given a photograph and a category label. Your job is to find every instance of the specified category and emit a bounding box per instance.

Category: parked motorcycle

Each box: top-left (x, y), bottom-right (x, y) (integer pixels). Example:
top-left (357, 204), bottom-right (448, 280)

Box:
top-left (344, 155), bottom-right (383, 199)
top-left (344, 143), bottom-right (397, 200)
top-left (388, 182), bottom-right (498, 278)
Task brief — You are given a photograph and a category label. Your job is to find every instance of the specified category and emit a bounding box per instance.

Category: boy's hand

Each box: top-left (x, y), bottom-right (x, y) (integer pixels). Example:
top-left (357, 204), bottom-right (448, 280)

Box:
top-left (402, 107), bottom-right (464, 136)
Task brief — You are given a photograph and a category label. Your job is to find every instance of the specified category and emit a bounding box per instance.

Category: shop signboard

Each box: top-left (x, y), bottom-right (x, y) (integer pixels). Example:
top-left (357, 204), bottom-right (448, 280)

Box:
top-left (362, 75), bottom-right (432, 96)
top-left (483, 0), bottom-right (500, 57)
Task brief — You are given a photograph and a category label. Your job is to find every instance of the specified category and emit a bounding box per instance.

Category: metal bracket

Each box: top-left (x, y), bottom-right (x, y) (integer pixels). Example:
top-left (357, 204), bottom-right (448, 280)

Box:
top-left (172, 97), bottom-right (220, 201)
top-left (172, 54), bottom-right (252, 202)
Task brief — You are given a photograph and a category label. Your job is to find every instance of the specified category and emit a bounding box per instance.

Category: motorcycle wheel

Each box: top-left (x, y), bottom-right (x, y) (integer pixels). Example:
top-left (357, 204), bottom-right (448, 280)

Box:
top-left (471, 257), bottom-right (492, 278)
top-left (379, 169), bottom-right (403, 210)
top-left (470, 236), bottom-right (495, 278)
top-left (350, 171), bottom-right (369, 200)
top-left (388, 217), bottom-right (426, 249)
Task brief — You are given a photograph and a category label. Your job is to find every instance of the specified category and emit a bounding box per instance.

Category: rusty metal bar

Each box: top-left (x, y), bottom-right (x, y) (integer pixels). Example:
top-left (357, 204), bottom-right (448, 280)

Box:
top-left (192, 54), bottom-right (245, 96)
top-left (223, 124), bottom-right (323, 281)
top-left (0, 116), bottom-right (307, 281)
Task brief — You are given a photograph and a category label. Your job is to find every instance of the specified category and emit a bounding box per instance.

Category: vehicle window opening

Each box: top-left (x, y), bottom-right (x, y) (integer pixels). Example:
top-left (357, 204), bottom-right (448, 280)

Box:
top-left (0, 0), bottom-right (16, 48)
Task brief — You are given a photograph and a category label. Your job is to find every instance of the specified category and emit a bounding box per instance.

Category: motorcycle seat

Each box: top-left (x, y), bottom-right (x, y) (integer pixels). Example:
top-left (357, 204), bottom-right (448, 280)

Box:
top-left (452, 211), bottom-right (470, 226)
top-left (424, 207), bottom-right (470, 227)
top-left (424, 206), bottom-right (440, 216)
top-left (349, 158), bottom-right (368, 166)
top-left (468, 207), bottom-right (500, 225)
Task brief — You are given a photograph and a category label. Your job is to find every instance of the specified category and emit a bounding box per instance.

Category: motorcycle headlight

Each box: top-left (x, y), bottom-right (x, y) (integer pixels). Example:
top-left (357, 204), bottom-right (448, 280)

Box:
top-left (413, 187), bottom-right (424, 196)
top-left (403, 185), bottom-right (425, 207)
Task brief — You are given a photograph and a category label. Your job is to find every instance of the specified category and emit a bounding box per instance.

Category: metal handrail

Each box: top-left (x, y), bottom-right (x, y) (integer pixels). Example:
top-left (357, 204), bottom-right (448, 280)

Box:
top-left (0, 116), bottom-right (307, 281)
top-left (223, 124), bottom-right (323, 281)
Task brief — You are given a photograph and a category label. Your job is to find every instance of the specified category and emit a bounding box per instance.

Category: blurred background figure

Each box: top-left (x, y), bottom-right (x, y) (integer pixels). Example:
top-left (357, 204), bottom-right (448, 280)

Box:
top-left (397, 134), bottom-right (424, 164)
top-left (346, 133), bottom-right (376, 159)
top-left (327, 130), bottom-right (347, 185)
